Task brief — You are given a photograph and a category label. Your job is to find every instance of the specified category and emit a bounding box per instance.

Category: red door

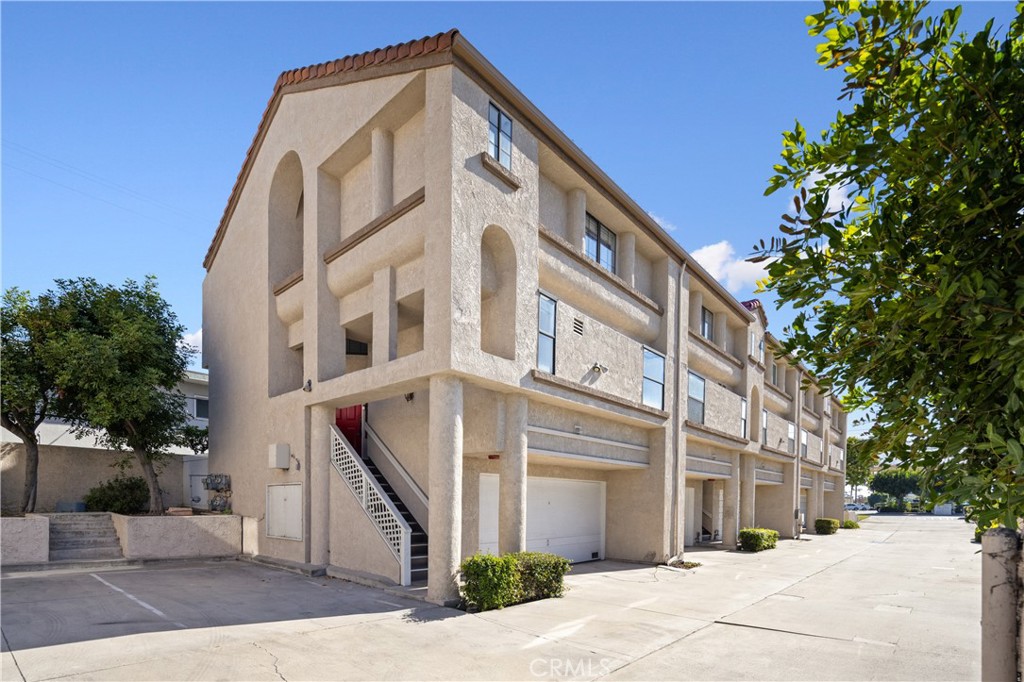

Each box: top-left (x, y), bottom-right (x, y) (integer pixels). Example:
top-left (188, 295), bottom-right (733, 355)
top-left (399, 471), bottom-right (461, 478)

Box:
top-left (335, 405), bottom-right (363, 455)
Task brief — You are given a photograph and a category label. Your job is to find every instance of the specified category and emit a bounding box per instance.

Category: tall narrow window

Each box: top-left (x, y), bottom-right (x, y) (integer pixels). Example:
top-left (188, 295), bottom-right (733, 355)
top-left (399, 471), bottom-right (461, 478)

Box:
top-left (762, 408), bottom-right (768, 444)
top-left (801, 430), bottom-right (808, 457)
top-left (788, 423), bottom-right (796, 453)
top-left (642, 348), bottom-right (665, 410)
top-left (687, 372), bottom-right (706, 424)
top-left (700, 307), bottom-right (714, 341)
top-left (537, 293), bottom-right (556, 374)
top-left (771, 362), bottom-right (779, 386)
top-left (758, 338), bottom-right (765, 363)
top-left (740, 398), bottom-right (748, 438)
top-left (488, 103), bottom-right (512, 170)
top-left (584, 214), bottom-right (617, 273)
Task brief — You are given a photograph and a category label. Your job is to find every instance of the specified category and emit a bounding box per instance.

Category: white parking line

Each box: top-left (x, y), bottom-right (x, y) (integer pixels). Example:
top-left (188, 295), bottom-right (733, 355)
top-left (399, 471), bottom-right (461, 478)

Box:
top-left (91, 574), bottom-right (187, 628)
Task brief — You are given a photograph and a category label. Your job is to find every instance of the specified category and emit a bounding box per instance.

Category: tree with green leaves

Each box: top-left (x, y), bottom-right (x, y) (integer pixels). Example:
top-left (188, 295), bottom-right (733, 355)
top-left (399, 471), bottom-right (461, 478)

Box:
top-left (1, 289), bottom-right (57, 512)
top-left (754, 1), bottom-right (1024, 528)
top-left (869, 468), bottom-right (921, 509)
top-left (15, 277), bottom-right (193, 514)
top-left (844, 436), bottom-right (877, 500)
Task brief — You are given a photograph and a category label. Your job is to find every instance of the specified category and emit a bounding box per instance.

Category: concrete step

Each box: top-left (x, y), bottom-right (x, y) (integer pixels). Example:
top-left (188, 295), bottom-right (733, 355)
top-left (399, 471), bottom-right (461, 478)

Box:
top-left (49, 521), bottom-right (115, 531)
top-left (50, 537), bottom-right (122, 550)
top-left (50, 546), bottom-right (124, 561)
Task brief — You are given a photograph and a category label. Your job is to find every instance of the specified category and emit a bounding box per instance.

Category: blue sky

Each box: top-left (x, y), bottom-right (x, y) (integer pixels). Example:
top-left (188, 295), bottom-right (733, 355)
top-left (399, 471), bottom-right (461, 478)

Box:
top-left (3, 2), bottom-right (1015, 418)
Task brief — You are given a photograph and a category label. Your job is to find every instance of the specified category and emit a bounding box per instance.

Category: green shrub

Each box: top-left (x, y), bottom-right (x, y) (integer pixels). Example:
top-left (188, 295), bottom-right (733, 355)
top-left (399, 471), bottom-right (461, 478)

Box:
top-left (842, 519), bottom-right (860, 529)
top-left (877, 501), bottom-right (911, 513)
top-left (83, 476), bottom-right (149, 515)
top-left (459, 551), bottom-right (571, 611)
top-left (738, 528), bottom-right (779, 552)
top-left (513, 551), bottom-right (571, 602)
top-left (459, 553), bottom-right (520, 611)
top-left (815, 518), bottom-right (840, 535)
top-left (867, 492), bottom-right (888, 507)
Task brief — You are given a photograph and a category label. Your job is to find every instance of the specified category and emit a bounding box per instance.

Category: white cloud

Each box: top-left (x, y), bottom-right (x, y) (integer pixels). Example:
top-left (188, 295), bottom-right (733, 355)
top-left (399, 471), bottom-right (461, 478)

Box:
top-left (793, 169), bottom-right (854, 216)
top-left (691, 240), bottom-right (768, 294)
top-left (648, 212), bottom-right (678, 233)
top-left (181, 328), bottom-right (202, 352)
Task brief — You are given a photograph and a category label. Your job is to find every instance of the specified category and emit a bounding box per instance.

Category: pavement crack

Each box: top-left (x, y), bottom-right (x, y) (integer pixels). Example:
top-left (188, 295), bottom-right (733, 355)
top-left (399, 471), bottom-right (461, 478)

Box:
top-left (1, 628), bottom-right (26, 682)
top-left (252, 641), bottom-right (287, 681)
top-left (712, 619), bottom-right (850, 643)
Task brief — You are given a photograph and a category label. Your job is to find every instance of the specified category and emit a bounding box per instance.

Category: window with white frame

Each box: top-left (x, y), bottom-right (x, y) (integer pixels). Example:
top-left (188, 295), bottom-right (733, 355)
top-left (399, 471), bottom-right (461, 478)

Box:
top-left (537, 293), bottom-right (556, 374)
top-left (584, 214), bottom-right (616, 273)
top-left (758, 338), bottom-right (765, 363)
top-left (771, 362), bottom-right (779, 386)
top-left (762, 408), bottom-right (768, 444)
top-left (740, 398), bottom-right (748, 438)
top-left (687, 372), bottom-right (706, 424)
top-left (700, 307), bottom-right (714, 341)
top-left (788, 423), bottom-right (796, 453)
top-left (488, 103), bottom-right (512, 170)
top-left (801, 430), bottom-right (808, 457)
top-left (642, 347), bottom-right (665, 410)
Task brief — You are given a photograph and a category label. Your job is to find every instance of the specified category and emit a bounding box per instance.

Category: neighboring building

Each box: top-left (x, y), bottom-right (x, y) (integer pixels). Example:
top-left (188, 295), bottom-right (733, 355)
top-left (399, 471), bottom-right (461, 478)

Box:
top-left (202, 30), bottom-right (847, 603)
top-left (0, 370), bottom-right (210, 513)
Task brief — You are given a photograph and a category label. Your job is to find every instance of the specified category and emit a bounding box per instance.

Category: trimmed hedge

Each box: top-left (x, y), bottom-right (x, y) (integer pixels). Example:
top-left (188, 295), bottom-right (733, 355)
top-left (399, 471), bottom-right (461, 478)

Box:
top-left (815, 518), bottom-right (840, 535)
top-left (84, 476), bottom-right (149, 515)
top-left (842, 519), bottom-right (860, 529)
top-left (877, 501), bottom-right (911, 513)
top-left (738, 528), bottom-right (779, 552)
top-left (459, 551), bottom-right (571, 611)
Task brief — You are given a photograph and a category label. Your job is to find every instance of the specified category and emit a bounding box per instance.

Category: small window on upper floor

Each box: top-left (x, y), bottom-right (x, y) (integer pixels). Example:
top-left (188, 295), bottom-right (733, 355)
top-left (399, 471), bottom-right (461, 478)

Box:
top-left (758, 338), bottom-right (765, 363)
top-left (642, 347), bottom-right (665, 410)
top-left (537, 293), bottom-right (557, 374)
top-left (740, 398), bottom-right (748, 439)
top-left (584, 214), bottom-right (616, 274)
top-left (762, 408), bottom-right (768, 444)
top-left (193, 397), bottom-right (209, 421)
top-left (687, 372), bottom-right (706, 424)
top-left (488, 103), bottom-right (513, 170)
top-left (700, 307), bottom-right (714, 342)
top-left (771, 362), bottom-right (779, 386)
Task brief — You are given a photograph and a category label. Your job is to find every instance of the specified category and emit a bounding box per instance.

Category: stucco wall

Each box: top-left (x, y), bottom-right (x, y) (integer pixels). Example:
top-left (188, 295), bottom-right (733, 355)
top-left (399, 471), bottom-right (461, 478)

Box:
top-left (110, 514), bottom-right (241, 559)
top-left (702, 381), bottom-right (745, 438)
top-left (328, 467), bottom-right (402, 584)
top-left (0, 515), bottom-right (49, 564)
top-left (764, 411), bottom-right (793, 454)
top-left (1, 442), bottom-right (184, 513)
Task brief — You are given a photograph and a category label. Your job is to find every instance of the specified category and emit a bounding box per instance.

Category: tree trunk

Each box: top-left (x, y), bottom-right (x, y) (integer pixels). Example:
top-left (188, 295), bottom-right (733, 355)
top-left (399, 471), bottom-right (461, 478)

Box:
top-left (21, 438), bottom-right (39, 513)
top-left (133, 449), bottom-right (164, 515)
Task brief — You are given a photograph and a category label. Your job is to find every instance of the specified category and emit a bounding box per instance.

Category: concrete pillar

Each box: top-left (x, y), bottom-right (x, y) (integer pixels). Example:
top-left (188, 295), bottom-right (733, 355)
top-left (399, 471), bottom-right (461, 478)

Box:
top-left (981, 528), bottom-right (1020, 682)
top-left (806, 472), bottom-right (821, 532)
top-left (785, 458), bottom-right (800, 538)
top-left (372, 266), bottom-right (397, 366)
top-left (371, 127), bottom-right (393, 217)
top-left (567, 188), bottom-right (586, 250)
top-left (691, 482), bottom-right (704, 544)
top-left (723, 453), bottom-right (740, 547)
top-left (619, 232), bottom-right (637, 287)
top-left (427, 375), bottom-right (463, 605)
top-left (309, 405), bottom-right (332, 566)
top-left (714, 314), bottom-right (729, 353)
top-left (499, 394), bottom-right (528, 554)
top-left (689, 290), bottom-right (703, 332)
top-left (740, 453), bottom-right (756, 529)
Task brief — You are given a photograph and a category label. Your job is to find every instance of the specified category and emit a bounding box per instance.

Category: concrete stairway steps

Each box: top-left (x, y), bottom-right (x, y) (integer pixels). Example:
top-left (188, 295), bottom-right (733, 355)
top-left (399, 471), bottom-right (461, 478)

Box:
top-left (46, 513), bottom-right (124, 562)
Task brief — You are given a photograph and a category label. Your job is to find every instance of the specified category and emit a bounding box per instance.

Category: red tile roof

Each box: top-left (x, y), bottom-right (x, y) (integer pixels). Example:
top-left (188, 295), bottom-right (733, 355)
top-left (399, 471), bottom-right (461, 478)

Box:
top-left (204, 29), bottom-right (459, 269)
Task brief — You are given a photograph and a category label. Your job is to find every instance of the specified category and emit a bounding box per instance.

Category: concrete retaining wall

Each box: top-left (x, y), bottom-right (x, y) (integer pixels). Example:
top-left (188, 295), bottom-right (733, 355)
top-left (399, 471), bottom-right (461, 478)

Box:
top-left (111, 514), bottom-right (241, 560)
top-left (0, 515), bottom-right (50, 564)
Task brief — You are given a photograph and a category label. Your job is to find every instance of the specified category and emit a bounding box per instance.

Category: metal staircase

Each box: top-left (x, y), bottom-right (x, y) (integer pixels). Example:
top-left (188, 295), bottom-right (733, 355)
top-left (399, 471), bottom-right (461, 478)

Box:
top-left (358, 455), bottom-right (428, 584)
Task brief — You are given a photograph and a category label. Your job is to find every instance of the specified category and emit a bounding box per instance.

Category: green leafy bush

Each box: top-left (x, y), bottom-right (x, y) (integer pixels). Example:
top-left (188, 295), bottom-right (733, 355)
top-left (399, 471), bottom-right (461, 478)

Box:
top-left (738, 528), bottom-right (779, 552)
top-left (83, 476), bottom-right (149, 515)
top-left (877, 501), bottom-right (911, 513)
top-left (514, 552), bottom-right (571, 601)
top-left (842, 519), bottom-right (860, 529)
top-left (459, 551), bottom-right (571, 611)
top-left (459, 553), bottom-right (520, 611)
top-left (815, 518), bottom-right (840, 535)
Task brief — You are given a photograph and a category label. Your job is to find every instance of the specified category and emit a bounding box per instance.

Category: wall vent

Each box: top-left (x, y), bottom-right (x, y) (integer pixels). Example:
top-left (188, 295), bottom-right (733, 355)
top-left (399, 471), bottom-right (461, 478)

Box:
top-left (573, 318), bottom-right (585, 335)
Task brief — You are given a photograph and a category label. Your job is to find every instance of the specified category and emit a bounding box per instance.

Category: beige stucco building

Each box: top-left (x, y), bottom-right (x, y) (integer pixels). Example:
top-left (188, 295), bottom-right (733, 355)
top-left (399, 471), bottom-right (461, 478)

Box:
top-left (202, 30), bottom-right (847, 604)
top-left (1, 370), bottom-right (210, 513)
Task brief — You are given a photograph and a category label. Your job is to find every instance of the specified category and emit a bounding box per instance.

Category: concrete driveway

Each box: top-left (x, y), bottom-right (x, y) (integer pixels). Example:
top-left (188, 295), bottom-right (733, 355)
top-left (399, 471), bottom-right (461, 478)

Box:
top-left (1, 515), bottom-right (979, 681)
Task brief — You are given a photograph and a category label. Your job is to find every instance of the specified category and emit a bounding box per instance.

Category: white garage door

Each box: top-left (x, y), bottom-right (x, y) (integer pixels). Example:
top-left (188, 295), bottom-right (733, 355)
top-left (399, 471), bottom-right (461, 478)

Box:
top-left (479, 474), bottom-right (605, 563)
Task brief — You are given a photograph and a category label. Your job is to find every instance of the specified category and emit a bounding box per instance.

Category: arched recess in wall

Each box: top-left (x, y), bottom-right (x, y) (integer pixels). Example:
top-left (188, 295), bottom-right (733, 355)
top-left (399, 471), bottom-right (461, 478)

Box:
top-left (268, 151), bottom-right (304, 286)
top-left (480, 225), bottom-right (517, 360)
top-left (267, 150), bottom-right (305, 397)
top-left (750, 385), bottom-right (762, 442)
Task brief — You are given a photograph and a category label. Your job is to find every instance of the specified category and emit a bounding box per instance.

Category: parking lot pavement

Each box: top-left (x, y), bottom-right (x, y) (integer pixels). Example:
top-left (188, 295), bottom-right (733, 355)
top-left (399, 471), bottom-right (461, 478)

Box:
top-left (1, 515), bottom-right (979, 681)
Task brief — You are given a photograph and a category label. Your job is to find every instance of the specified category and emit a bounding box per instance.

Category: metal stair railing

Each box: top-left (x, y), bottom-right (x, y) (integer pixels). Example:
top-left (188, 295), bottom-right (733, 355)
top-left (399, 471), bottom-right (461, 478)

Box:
top-left (329, 424), bottom-right (411, 586)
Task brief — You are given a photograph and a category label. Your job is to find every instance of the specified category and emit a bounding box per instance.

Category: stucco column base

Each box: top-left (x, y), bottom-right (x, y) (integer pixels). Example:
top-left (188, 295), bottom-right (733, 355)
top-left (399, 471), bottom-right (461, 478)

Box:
top-left (739, 453), bottom-right (756, 529)
top-left (427, 375), bottom-right (463, 605)
top-left (980, 528), bottom-right (1021, 682)
top-left (309, 405), bottom-right (333, 566)
top-left (499, 394), bottom-right (528, 554)
top-left (723, 453), bottom-right (740, 547)
top-left (806, 471), bottom-right (821, 533)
